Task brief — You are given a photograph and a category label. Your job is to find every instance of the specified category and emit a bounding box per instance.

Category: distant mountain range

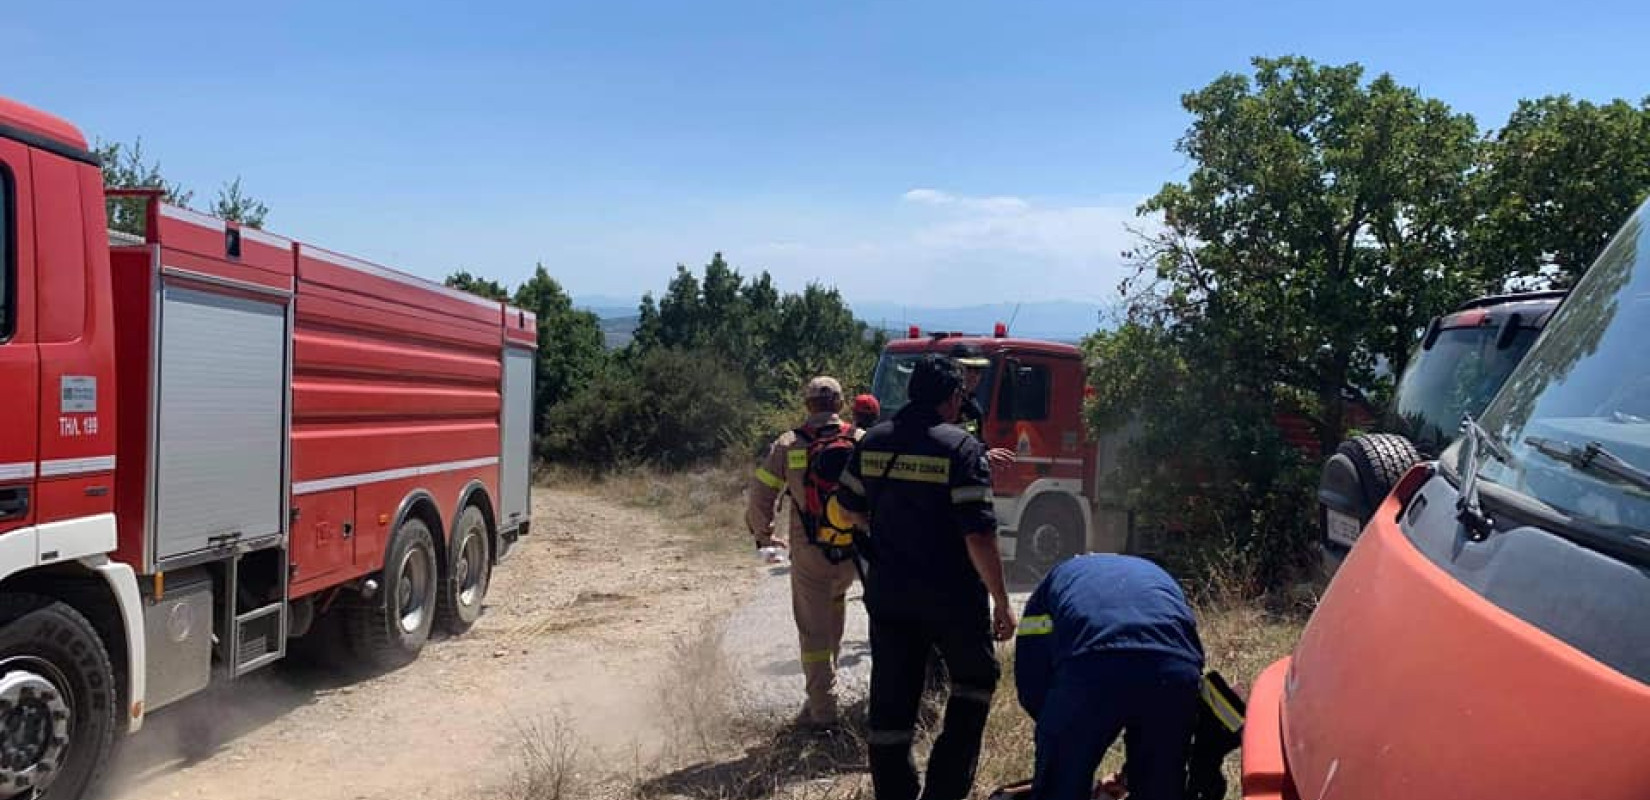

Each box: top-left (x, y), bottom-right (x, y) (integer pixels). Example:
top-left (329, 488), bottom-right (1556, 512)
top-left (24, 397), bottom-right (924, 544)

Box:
top-left (574, 297), bottom-right (1107, 349)
top-left (574, 295), bottom-right (646, 321)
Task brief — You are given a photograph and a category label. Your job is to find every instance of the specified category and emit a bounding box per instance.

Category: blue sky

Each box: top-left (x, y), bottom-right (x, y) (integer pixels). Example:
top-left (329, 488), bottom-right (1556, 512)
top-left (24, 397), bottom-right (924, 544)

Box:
top-left (6, 0), bottom-right (1647, 308)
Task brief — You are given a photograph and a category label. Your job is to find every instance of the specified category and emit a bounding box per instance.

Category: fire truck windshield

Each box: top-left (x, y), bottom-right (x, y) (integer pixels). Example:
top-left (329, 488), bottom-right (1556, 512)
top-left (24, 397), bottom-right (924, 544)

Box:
top-left (870, 352), bottom-right (996, 422)
top-left (1459, 203), bottom-right (1650, 563)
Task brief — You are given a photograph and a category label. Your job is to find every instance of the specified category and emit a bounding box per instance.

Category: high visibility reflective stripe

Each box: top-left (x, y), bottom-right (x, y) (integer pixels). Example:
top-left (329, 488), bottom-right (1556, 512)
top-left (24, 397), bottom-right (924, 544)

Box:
top-left (788, 449), bottom-right (809, 470)
top-left (1017, 614), bottom-right (1053, 636)
top-left (838, 470), bottom-right (865, 495)
top-left (860, 452), bottom-right (950, 484)
top-left (754, 467), bottom-right (785, 490)
top-left (1202, 675), bottom-right (1244, 732)
top-left (951, 485), bottom-right (993, 504)
top-left (801, 649), bottom-right (834, 665)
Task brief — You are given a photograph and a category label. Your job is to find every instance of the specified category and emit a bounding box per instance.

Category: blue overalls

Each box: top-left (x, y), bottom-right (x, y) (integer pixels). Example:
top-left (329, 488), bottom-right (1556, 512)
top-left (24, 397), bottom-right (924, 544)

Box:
top-left (1015, 555), bottom-right (1206, 800)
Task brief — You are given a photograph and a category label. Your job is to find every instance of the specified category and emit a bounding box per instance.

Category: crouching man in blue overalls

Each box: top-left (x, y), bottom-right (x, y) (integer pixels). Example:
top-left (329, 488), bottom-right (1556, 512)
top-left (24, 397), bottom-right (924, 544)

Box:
top-left (1015, 554), bottom-right (1205, 800)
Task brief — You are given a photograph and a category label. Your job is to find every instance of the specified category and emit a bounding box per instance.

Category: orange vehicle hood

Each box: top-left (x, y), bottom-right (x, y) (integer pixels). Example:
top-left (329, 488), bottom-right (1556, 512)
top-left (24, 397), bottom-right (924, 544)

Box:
top-left (1280, 494), bottom-right (1650, 799)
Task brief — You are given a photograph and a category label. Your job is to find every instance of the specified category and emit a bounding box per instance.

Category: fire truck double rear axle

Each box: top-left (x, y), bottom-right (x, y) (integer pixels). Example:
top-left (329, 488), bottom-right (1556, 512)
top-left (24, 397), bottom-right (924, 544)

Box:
top-left (0, 96), bottom-right (535, 799)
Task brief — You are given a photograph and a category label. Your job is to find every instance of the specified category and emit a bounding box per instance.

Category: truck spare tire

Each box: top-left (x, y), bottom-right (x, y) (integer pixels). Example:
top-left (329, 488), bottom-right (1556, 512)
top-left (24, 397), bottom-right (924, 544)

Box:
top-left (1341, 434), bottom-right (1423, 511)
top-left (1318, 433), bottom-right (1422, 566)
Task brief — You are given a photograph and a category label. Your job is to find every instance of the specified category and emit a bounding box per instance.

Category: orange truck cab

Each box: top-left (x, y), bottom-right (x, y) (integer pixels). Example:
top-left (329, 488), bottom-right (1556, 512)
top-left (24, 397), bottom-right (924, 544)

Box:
top-left (1244, 200), bottom-right (1650, 799)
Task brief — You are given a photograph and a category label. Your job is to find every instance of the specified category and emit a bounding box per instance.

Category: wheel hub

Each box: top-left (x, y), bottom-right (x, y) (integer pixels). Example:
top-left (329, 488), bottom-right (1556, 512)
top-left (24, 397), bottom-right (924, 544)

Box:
top-left (0, 671), bottom-right (70, 796)
top-left (456, 529), bottom-right (486, 607)
top-left (1031, 522), bottom-right (1065, 562)
top-left (397, 546), bottom-right (431, 634)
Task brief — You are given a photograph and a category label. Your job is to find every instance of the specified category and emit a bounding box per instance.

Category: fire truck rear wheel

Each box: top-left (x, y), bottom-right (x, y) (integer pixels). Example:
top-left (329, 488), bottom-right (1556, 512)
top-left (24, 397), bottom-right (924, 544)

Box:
top-left (349, 519), bottom-right (439, 670)
top-left (1022, 499), bottom-right (1084, 577)
top-left (0, 595), bottom-right (117, 800)
top-left (436, 506), bottom-right (491, 635)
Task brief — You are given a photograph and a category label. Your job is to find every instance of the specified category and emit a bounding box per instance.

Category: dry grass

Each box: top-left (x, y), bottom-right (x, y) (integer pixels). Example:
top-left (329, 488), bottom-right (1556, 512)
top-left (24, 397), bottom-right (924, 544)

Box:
top-left (656, 622), bottom-right (741, 761)
top-left (629, 620), bottom-right (871, 800)
top-left (540, 463), bottom-right (750, 555)
top-left (502, 713), bottom-right (585, 800)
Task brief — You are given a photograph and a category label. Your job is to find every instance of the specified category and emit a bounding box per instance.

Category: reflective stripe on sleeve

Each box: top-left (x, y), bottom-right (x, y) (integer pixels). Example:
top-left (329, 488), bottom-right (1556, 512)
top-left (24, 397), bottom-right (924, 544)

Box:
top-left (951, 485), bottom-right (993, 504)
top-left (1017, 614), bottom-right (1053, 636)
top-left (1202, 674), bottom-right (1245, 732)
top-left (755, 467), bottom-right (785, 490)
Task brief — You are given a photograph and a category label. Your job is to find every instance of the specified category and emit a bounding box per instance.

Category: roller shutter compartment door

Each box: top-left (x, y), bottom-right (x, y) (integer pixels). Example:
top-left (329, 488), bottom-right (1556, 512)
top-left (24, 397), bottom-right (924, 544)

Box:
top-left (155, 286), bottom-right (287, 560)
top-left (500, 346), bottom-right (533, 527)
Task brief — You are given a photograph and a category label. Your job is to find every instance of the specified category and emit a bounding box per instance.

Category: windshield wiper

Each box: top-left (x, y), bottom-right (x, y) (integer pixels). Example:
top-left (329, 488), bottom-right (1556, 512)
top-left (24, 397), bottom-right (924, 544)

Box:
top-left (1525, 436), bottom-right (1650, 494)
top-left (1457, 415), bottom-right (1511, 541)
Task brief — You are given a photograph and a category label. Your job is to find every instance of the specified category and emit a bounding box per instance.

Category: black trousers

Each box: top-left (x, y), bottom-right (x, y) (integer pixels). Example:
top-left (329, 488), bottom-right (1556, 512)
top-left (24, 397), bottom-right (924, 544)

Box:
top-left (867, 610), bottom-right (1001, 800)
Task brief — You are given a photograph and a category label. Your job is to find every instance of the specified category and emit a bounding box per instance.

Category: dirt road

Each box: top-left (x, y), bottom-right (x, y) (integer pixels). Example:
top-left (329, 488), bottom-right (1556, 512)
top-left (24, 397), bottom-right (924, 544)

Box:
top-left (97, 488), bottom-right (774, 800)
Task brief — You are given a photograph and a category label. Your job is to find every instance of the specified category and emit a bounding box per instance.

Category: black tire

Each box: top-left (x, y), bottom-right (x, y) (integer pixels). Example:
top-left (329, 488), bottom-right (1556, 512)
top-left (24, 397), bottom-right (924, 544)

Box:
top-left (1020, 499), bottom-right (1086, 577)
top-left (347, 518), bottom-right (439, 671)
top-left (1338, 433), bottom-right (1422, 512)
top-left (436, 506), bottom-right (491, 635)
top-left (0, 595), bottom-right (118, 800)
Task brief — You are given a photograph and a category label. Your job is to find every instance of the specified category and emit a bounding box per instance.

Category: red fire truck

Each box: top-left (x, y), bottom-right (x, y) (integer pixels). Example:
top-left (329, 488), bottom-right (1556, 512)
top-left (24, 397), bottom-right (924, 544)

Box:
top-left (870, 326), bottom-right (1131, 574)
top-left (0, 96), bottom-right (535, 798)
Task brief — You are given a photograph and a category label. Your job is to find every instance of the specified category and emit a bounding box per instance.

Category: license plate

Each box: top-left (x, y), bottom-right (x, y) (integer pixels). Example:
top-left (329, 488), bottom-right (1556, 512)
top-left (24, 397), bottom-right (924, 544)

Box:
top-left (1325, 509), bottom-right (1364, 549)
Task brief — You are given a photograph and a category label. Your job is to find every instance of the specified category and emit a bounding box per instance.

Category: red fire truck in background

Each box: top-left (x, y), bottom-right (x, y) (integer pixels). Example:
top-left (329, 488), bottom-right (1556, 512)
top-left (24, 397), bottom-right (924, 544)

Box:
top-left (871, 326), bottom-right (1132, 575)
top-left (0, 96), bottom-right (535, 799)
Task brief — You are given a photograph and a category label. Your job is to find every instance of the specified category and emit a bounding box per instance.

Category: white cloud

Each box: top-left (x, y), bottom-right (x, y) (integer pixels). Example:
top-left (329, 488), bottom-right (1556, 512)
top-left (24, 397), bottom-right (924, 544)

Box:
top-left (732, 189), bottom-right (1156, 306)
top-left (902, 187), bottom-right (1031, 215)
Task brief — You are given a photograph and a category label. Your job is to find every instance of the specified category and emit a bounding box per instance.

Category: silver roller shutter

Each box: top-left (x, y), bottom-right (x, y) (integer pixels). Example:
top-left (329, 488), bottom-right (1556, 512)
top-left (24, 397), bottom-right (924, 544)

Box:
top-left (154, 285), bottom-right (287, 560)
top-left (500, 346), bottom-right (533, 526)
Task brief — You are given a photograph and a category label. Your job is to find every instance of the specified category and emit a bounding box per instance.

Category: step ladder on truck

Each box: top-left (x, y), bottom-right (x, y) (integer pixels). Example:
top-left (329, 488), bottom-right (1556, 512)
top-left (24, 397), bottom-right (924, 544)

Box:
top-left (0, 95), bottom-right (536, 800)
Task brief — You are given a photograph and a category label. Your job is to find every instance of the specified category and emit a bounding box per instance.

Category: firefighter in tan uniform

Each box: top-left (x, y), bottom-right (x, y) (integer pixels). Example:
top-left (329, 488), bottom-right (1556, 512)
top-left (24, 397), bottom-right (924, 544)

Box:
top-left (746, 376), bottom-right (862, 729)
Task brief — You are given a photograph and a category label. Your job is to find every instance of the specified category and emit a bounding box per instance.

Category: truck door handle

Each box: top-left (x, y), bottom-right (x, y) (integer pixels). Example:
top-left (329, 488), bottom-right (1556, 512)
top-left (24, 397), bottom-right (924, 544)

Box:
top-left (0, 487), bottom-right (29, 522)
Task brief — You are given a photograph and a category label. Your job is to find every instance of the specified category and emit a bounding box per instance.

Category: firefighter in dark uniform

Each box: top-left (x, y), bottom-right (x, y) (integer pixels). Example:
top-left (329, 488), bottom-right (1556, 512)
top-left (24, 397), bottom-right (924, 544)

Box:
top-left (1015, 554), bottom-right (1207, 800)
top-left (835, 354), bottom-right (1017, 800)
top-left (950, 344), bottom-right (1016, 468)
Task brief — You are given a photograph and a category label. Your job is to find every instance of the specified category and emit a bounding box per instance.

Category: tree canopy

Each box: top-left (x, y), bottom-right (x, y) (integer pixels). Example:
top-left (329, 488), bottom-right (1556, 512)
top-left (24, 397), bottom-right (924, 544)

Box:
top-left (1472, 96), bottom-right (1650, 287)
top-left (1093, 56), bottom-right (1650, 589)
top-left (97, 137), bottom-right (272, 234)
top-left (629, 253), bottom-right (882, 408)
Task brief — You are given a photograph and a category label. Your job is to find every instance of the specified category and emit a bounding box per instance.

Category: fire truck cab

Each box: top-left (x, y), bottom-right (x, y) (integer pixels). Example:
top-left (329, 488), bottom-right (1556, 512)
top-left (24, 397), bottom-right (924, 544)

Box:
top-left (0, 96), bottom-right (534, 799)
top-left (870, 327), bottom-right (1129, 575)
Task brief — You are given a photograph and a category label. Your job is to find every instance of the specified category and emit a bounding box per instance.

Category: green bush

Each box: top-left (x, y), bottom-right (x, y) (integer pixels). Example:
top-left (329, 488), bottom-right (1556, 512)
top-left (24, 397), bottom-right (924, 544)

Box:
top-left (541, 349), bottom-right (757, 472)
top-left (1087, 323), bottom-right (1321, 595)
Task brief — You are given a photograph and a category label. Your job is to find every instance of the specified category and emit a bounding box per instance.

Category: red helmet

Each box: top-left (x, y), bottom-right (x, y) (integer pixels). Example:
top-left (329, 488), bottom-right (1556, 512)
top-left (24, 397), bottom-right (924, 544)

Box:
top-left (852, 393), bottom-right (881, 418)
